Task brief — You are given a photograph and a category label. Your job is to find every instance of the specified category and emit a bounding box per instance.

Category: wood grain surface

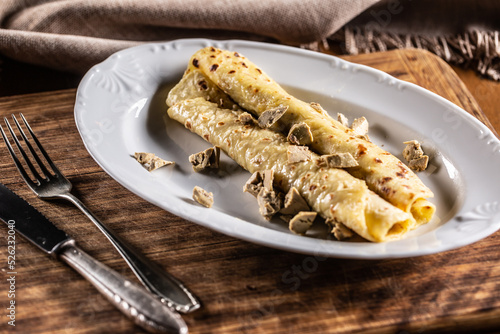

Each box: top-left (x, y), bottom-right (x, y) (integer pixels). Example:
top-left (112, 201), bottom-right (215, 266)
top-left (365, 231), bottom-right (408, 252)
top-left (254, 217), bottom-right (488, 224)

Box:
top-left (0, 49), bottom-right (499, 334)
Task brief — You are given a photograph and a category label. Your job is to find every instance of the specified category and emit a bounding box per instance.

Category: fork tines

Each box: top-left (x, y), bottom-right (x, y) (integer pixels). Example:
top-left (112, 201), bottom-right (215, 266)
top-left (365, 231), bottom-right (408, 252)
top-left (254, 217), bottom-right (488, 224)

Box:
top-left (0, 114), bottom-right (59, 185)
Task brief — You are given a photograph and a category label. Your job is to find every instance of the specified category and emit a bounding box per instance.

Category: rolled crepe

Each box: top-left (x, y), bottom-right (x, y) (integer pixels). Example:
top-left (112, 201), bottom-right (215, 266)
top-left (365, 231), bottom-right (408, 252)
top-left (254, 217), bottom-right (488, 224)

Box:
top-left (183, 47), bottom-right (435, 227)
top-left (167, 97), bottom-right (416, 242)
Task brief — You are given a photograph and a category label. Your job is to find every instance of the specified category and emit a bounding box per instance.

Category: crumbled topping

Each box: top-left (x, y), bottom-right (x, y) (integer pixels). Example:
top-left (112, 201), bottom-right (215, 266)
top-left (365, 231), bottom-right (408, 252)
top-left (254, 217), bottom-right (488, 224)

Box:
top-left (134, 152), bottom-right (174, 171)
top-left (287, 146), bottom-right (312, 163)
top-left (192, 186), bottom-right (214, 208)
top-left (279, 214), bottom-right (293, 223)
top-left (316, 153), bottom-right (359, 168)
top-left (189, 146), bottom-right (220, 172)
top-left (243, 170), bottom-right (274, 197)
top-left (309, 102), bottom-right (328, 116)
top-left (280, 187), bottom-right (310, 215)
top-left (408, 155), bottom-right (429, 172)
top-left (337, 113), bottom-right (349, 127)
top-left (337, 113), bottom-right (370, 141)
top-left (289, 211), bottom-right (317, 235)
top-left (238, 112), bottom-right (257, 125)
top-left (287, 122), bottom-right (313, 146)
top-left (257, 105), bottom-right (288, 128)
top-left (351, 117), bottom-right (369, 137)
top-left (403, 140), bottom-right (429, 171)
top-left (257, 187), bottom-right (283, 220)
top-left (326, 218), bottom-right (354, 240)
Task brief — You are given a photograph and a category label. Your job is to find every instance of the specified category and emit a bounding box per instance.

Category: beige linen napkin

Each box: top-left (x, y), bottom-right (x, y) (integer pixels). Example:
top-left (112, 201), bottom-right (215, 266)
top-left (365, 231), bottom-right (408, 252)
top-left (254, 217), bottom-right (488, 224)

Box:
top-left (0, 0), bottom-right (378, 73)
top-left (332, 0), bottom-right (500, 80)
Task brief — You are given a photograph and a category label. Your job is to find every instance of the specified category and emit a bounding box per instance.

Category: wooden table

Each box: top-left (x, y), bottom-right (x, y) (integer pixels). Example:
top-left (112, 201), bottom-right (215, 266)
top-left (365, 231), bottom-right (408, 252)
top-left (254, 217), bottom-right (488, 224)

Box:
top-left (1, 49), bottom-right (499, 333)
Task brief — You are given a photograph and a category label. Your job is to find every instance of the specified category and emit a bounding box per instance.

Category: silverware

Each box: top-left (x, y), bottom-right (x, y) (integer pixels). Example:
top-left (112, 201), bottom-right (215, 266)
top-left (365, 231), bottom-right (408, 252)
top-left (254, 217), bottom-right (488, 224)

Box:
top-left (0, 182), bottom-right (187, 333)
top-left (0, 114), bottom-right (200, 313)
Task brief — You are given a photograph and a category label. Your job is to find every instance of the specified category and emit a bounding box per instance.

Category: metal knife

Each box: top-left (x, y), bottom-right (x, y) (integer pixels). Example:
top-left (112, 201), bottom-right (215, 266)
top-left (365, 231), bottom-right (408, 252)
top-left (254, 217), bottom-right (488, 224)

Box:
top-left (0, 182), bottom-right (188, 334)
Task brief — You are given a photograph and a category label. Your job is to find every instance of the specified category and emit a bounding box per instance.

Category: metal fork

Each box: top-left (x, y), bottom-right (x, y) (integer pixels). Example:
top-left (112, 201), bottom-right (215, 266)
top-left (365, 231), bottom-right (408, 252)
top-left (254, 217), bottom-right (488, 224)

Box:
top-left (0, 114), bottom-right (200, 313)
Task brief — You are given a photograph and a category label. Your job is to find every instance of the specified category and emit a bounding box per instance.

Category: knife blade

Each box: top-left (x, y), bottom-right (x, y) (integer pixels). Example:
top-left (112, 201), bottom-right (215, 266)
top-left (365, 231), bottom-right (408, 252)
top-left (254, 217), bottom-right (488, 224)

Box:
top-left (0, 183), bottom-right (71, 254)
top-left (0, 182), bottom-right (187, 334)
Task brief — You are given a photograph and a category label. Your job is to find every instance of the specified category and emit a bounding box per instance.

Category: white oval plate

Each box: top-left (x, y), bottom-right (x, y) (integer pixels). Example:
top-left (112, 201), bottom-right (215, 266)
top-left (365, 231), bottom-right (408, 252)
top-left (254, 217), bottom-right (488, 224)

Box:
top-left (74, 39), bottom-right (500, 259)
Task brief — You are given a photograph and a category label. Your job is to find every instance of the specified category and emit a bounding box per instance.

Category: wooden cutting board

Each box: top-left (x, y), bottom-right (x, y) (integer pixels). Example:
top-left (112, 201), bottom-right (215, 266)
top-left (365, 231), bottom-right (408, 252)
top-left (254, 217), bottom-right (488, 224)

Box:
top-left (0, 49), bottom-right (499, 334)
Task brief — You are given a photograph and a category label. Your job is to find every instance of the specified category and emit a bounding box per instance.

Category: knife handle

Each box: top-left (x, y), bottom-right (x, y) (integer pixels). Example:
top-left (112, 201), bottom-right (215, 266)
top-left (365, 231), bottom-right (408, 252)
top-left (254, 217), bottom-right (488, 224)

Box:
top-left (57, 240), bottom-right (187, 334)
top-left (60, 193), bottom-right (200, 313)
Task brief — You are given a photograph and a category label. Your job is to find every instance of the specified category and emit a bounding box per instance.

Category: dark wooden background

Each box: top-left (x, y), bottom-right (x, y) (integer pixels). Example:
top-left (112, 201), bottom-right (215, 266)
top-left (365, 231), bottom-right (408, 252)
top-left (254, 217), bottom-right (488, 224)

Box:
top-left (0, 49), bottom-right (499, 333)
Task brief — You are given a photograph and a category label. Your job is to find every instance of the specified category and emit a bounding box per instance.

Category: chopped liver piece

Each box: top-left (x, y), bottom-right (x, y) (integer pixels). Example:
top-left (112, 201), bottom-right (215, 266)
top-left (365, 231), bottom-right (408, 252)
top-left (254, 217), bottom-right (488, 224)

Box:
top-left (280, 187), bottom-right (310, 215)
top-left (337, 112), bottom-right (349, 127)
top-left (238, 112), bottom-right (257, 125)
top-left (135, 152), bottom-right (155, 164)
top-left (279, 214), bottom-right (294, 223)
top-left (317, 153), bottom-right (359, 168)
top-left (287, 122), bottom-right (313, 146)
top-left (287, 146), bottom-right (312, 163)
top-left (403, 140), bottom-right (424, 161)
top-left (309, 102), bottom-right (330, 117)
top-left (257, 105), bottom-right (288, 128)
top-left (192, 186), bottom-right (214, 208)
top-left (243, 169), bottom-right (274, 197)
top-left (189, 146), bottom-right (221, 172)
top-left (408, 155), bottom-right (429, 172)
top-left (289, 211), bottom-right (317, 235)
top-left (403, 140), bottom-right (429, 171)
top-left (351, 117), bottom-right (369, 137)
top-left (257, 187), bottom-right (283, 220)
top-left (326, 218), bottom-right (354, 240)
top-left (134, 152), bottom-right (174, 171)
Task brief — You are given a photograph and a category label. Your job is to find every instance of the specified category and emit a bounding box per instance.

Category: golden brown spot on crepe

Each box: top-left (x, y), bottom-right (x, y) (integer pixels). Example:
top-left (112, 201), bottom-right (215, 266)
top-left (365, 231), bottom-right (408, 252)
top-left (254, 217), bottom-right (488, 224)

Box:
top-left (192, 58), bottom-right (199, 68)
top-left (357, 144), bottom-right (367, 156)
top-left (256, 68), bottom-right (262, 74)
top-left (203, 134), bottom-right (210, 141)
top-left (217, 121), bottom-right (225, 126)
top-left (234, 52), bottom-right (240, 57)
top-left (185, 120), bottom-right (192, 129)
top-left (310, 184), bottom-right (317, 191)
top-left (210, 64), bottom-right (219, 72)
top-left (374, 158), bottom-right (382, 163)
top-left (396, 162), bottom-right (409, 178)
top-left (228, 70), bottom-right (236, 74)
top-left (241, 62), bottom-right (248, 68)
top-left (381, 177), bottom-right (392, 184)
top-left (381, 186), bottom-right (393, 195)
top-left (198, 80), bottom-right (208, 90)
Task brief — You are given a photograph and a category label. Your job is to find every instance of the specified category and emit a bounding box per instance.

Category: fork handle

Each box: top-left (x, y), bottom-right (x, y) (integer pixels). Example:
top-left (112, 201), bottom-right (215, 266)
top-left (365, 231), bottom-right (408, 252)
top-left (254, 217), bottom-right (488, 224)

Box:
top-left (59, 192), bottom-right (200, 313)
top-left (58, 241), bottom-right (187, 334)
